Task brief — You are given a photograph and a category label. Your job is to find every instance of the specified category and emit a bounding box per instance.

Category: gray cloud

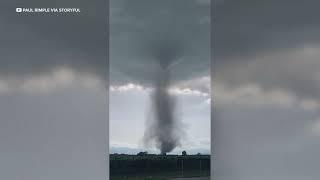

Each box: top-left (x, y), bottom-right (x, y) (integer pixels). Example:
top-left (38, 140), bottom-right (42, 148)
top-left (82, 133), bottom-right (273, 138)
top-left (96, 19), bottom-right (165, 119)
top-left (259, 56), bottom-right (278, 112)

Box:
top-left (0, 87), bottom-right (108, 180)
top-left (0, 1), bottom-right (109, 180)
top-left (0, 0), bottom-right (108, 81)
top-left (110, 0), bottom-right (210, 86)
top-left (213, 104), bottom-right (320, 180)
top-left (213, 1), bottom-right (320, 179)
top-left (214, 0), bottom-right (320, 60)
top-left (1, 0), bottom-right (210, 92)
top-left (213, 0), bottom-right (320, 103)
top-left (0, 0), bottom-right (211, 98)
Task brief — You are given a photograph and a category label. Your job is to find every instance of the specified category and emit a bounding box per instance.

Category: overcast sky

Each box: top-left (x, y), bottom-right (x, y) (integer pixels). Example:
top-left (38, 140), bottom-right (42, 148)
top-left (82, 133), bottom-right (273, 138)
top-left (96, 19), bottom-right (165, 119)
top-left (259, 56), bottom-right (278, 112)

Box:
top-left (213, 1), bottom-right (320, 180)
top-left (2, 0), bottom-right (320, 179)
top-left (0, 0), bottom-right (210, 179)
top-left (109, 0), bottom-right (211, 155)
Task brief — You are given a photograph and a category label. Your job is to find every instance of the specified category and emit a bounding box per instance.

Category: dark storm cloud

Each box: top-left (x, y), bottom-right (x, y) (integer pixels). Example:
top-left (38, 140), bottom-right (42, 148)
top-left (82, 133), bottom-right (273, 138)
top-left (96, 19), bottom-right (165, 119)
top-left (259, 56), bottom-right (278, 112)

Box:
top-left (110, 0), bottom-right (210, 86)
top-left (0, 0), bottom-right (210, 88)
top-left (0, 0), bottom-right (108, 80)
top-left (214, 0), bottom-right (320, 60)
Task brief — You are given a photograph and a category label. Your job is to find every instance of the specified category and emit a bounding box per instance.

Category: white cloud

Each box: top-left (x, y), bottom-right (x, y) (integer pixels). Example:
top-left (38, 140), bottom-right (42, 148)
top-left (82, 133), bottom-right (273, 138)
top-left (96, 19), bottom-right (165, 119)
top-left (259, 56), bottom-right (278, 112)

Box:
top-left (110, 83), bottom-right (147, 92)
top-left (1, 70), bottom-right (211, 108)
top-left (300, 99), bottom-right (320, 111)
top-left (177, 76), bottom-right (210, 93)
top-left (0, 67), bottom-right (104, 94)
top-left (110, 82), bottom-right (211, 105)
top-left (110, 76), bottom-right (211, 104)
top-left (205, 98), bottom-right (211, 104)
top-left (0, 80), bottom-right (9, 94)
top-left (21, 68), bottom-right (75, 93)
top-left (214, 81), bottom-right (320, 112)
top-left (214, 82), bottom-right (295, 107)
top-left (169, 87), bottom-right (208, 97)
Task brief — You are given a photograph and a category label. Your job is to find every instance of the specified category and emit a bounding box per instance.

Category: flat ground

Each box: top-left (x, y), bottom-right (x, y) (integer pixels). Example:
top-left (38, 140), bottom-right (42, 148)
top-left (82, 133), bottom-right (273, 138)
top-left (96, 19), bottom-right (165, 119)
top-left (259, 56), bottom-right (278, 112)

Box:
top-left (171, 177), bottom-right (210, 180)
top-left (111, 173), bottom-right (210, 180)
top-left (111, 177), bottom-right (210, 180)
top-left (110, 154), bottom-right (210, 180)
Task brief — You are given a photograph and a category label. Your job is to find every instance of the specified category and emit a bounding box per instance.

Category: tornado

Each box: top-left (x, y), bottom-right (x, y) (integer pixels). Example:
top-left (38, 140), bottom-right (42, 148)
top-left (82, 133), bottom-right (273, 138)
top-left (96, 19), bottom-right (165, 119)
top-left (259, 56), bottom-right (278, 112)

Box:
top-left (143, 39), bottom-right (185, 154)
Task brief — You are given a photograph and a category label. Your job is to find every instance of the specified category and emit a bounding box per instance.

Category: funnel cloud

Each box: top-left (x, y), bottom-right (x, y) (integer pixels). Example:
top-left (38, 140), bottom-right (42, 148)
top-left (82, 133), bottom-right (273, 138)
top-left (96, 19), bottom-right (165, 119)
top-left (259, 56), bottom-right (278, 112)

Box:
top-left (143, 39), bottom-right (185, 154)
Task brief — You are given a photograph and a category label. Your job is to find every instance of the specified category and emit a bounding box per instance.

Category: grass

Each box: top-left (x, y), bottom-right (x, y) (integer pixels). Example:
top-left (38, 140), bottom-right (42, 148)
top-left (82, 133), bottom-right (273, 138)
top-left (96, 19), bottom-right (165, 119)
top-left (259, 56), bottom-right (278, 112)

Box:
top-left (110, 170), bottom-right (210, 180)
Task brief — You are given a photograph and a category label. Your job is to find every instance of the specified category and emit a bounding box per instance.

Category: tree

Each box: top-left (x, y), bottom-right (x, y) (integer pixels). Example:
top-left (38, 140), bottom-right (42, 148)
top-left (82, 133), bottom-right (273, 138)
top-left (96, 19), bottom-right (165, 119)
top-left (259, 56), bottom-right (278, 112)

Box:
top-left (182, 151), bottom-right (187, 156)
top-left (137, 151), bottom-right (148, 156)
